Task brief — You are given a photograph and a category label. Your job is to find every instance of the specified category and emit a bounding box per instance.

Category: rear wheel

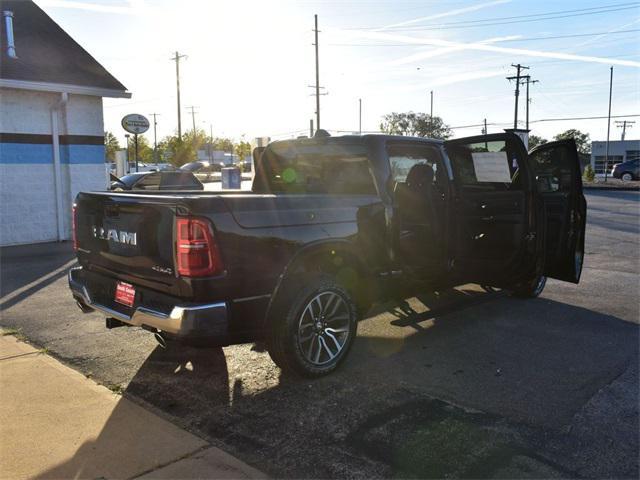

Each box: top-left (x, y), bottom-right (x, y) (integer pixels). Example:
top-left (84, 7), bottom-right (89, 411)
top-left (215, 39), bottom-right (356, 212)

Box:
top-left (511, 275), bottom-right (547, 298)
top-left (621, 172), bottom-right (634, 182)
top-left (266, 274), bottom-right (358, 377)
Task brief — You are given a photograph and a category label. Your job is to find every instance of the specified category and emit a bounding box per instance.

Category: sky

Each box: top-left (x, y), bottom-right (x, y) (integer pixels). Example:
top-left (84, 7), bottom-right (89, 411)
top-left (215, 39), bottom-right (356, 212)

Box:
top-left (35, 0), bottom-right (640, 146)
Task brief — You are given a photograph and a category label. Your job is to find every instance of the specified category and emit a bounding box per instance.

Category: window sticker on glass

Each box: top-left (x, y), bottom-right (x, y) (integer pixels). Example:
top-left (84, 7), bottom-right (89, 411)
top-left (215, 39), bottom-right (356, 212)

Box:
top-left (471, 152), bottom-right (512, 183)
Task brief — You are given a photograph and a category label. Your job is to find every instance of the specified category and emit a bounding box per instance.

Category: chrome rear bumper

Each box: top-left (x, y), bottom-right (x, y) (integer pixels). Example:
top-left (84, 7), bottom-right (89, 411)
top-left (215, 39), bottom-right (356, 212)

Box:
top-left (68, 267), bottom-right (228, 338)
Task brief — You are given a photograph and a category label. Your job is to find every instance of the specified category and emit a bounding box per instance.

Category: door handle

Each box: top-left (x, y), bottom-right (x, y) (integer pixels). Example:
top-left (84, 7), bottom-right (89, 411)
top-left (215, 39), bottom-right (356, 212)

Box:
top-left (481, 216), bottom-right (494, 222)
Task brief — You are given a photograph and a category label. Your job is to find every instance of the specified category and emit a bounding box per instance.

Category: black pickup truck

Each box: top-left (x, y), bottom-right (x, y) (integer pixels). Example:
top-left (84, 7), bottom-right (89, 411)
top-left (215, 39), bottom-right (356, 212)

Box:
top-left (69, 132), bottom-right (586, 377)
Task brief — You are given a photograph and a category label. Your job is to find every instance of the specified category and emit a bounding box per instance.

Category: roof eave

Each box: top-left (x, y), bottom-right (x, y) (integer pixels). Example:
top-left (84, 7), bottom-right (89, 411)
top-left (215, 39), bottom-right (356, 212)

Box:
top-left (0, 78), bottom-right (131, 98)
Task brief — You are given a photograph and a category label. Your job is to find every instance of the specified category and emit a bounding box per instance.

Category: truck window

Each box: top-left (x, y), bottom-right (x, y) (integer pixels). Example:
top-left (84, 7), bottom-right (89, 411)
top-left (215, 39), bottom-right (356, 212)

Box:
top-left (387, 145), bottom-right (445, 188)
top-left (446, 140), bottom-right (523, 192)
top-left (255, 142), bottom-right (376, 195)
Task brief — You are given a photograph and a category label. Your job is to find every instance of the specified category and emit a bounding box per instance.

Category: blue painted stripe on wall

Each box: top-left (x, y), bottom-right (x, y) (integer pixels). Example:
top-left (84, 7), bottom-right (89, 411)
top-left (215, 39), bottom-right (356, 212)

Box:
top-left (0, 143), bottom-right (105, 164)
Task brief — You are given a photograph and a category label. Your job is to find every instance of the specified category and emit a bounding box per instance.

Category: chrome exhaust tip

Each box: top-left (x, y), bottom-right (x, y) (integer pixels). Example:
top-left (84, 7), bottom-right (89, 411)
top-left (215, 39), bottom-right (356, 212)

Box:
top-left (154, 332), bottom-right (167, 349)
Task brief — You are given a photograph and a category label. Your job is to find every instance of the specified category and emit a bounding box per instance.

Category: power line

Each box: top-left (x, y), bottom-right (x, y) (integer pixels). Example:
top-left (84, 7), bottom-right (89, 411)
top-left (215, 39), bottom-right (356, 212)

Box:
top-left (350, 3), bottom-right (640, 31)
top-left (327, 28), bottom-right (640, 47)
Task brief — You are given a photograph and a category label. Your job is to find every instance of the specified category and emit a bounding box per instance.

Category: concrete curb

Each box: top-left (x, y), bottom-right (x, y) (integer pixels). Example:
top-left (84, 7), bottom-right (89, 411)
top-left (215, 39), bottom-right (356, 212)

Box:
top-left (0, 333), bottom-right (267, 480)
top-left (584, 185), bottom-right (640, 191)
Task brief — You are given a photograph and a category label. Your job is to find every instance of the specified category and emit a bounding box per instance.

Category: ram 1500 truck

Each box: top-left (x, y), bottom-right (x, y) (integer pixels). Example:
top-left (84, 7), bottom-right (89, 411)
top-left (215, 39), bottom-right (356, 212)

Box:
top-left (69, 132), bottom-right (586, 377)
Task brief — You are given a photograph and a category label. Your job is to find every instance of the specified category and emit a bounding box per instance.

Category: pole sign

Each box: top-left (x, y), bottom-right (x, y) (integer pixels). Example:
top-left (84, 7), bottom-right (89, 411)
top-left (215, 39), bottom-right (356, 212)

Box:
top-left (121, 114), bottom-right (150, 135)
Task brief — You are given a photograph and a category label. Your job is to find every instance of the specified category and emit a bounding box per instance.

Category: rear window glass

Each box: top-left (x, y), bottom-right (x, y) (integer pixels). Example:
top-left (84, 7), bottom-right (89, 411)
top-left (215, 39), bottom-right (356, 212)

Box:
top-left (255, 142), bottom-right (376, 194)
top-left (529, 144), bottom-right (575, 193)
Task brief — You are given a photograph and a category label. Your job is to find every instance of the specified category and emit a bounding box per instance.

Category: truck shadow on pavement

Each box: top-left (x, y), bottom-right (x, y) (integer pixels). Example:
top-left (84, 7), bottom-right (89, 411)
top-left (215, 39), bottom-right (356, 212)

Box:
top-left (35, 287), bottom-right (639, 479)
top-left (116, 288), bottom-right (638, 478)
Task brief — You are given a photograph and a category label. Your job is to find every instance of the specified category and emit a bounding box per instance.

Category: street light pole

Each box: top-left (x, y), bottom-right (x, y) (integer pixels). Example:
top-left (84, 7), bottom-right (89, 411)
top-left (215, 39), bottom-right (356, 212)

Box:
top-left (604, 66), bottom-right (613, 182)
top-left (358, 98), bottom-right (362, 135)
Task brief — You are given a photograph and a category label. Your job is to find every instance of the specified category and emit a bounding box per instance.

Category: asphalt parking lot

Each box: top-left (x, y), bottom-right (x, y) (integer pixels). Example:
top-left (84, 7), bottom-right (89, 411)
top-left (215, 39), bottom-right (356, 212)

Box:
top-left (1, 190), bottom-right (638, 479)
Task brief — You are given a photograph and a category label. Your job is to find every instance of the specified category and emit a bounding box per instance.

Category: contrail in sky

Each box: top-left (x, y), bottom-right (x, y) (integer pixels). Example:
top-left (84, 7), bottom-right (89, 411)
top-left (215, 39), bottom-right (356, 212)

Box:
top-left (388, 35), bottom-right (521, 66)
top-left (36, 0), bottom-right (142, 14)
top-left (377, 0), bottom-right (511, 31)
top-left (357, 31), bottom-right (640, 68)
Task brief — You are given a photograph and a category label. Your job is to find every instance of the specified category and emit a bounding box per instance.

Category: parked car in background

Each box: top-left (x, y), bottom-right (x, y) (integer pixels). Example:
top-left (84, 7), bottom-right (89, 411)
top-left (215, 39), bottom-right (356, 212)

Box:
top-left (109, 171), bottom-right (204, 191)
top-left (611, 159), bottom-right (640, 181)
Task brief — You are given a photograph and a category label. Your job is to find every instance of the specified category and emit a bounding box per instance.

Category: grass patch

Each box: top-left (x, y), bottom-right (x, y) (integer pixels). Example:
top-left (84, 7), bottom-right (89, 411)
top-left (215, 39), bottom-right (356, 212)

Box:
top-left (1, 328), bottom-right (27, 342)
top-left (106, 384), bottom-right (124, 395)
top-left (38, 347), bottom-right (50, 355)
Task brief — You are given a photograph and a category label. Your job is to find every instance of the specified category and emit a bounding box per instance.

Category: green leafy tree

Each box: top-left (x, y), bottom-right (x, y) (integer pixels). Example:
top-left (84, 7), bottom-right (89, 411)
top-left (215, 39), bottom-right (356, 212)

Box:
top-left (130, 134), bottom-right (154, 164)
top-left (583, 164), bottom-right (595, 182)
top-left (553, 129), bottom-right (591, 155)
top-left (213, 137), bottom-right (234, 152)
top-left (235, 140), bottom-right (252, 160)
top-left (104, 131), bottom-right (120, 162)
top-left (380, 111), bottom-right (452, 139)
top-left (528, 135), bottom-right (547, 150)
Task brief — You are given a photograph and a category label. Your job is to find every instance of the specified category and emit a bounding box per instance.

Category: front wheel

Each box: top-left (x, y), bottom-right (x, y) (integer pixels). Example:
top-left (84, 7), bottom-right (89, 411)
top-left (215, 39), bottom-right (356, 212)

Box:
top-left (266, 274), bottom-right (358, 377)
top-left (621, 172), bottom-right (634, 182)
top-left (511, 275), bottom-right (547, 298)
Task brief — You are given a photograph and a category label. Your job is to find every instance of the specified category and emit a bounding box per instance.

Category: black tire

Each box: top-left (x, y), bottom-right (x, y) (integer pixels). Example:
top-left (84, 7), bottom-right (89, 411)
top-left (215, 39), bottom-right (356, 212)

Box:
top-left (621, 172), bottom-right (634, 182)
top-left (266, 273), bottom-right (358, 377)
top-left (511, 275), bottom-right (547, 298)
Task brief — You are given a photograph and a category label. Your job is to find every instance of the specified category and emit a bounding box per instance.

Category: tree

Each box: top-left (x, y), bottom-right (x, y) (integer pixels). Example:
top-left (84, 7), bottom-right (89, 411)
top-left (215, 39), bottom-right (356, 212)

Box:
top-left (553, 129), bottom-right (591, 155)
top-left (528, 135), bottom-right (547, 150)
top-left (212, 137), bottom-right (234, 152)
top-left (130, 134), bottom-right (153, 164)
top-left (104, 131), bottom-right (120, 162)
top-left (380, 111), bottom-right (452, 139)
top-left (235, 140), bottom-right (252, 160)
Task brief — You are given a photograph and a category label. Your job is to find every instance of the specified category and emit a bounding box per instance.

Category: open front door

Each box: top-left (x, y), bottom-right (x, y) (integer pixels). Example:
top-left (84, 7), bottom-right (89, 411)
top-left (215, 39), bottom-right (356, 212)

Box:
top-left (528, 139), bottom-right (586, 283)
top-left (444, 133), bottom-right (535, 287)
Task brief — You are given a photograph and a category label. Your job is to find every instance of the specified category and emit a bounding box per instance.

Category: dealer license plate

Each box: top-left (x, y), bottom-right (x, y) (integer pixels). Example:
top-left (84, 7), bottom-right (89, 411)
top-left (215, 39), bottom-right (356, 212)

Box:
top-left (114, 281), bottom-right (135, 307)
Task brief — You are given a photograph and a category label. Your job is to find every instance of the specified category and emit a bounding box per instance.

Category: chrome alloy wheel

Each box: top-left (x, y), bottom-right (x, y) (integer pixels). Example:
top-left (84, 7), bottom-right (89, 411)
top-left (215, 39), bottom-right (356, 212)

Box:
top-left (297, 291), bottom-right (351, 366)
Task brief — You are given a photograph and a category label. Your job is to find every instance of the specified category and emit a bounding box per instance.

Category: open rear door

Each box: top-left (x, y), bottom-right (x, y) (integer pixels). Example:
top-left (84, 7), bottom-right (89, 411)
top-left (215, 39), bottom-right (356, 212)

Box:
top-left (528, 139), bottom-right (586, 283)
top-left (444, 132), bottom-right (536, 287)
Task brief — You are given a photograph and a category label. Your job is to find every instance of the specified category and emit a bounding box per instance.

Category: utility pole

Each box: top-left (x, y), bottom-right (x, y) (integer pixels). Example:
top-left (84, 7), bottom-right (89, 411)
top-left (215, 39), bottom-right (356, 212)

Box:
top-left (430, 90), bottom-right (434, 134)
top-left (522, 76), bottom-right (539, 130)
top-left (506, 63), bottom-right (529, 129)
top-left (358, 98), bottom-right (362, 134)
top-left (313, 14), bottom-right (321, 131)
top-left (149, 113), bottom-right (160, 164)
top-left (604, 66), bottom-right (613, 182)
top-left (482, 118), bottom-right (488, 135)
top-left (171, 51), bottom-right (187, 140)
top-left (209, 123), bottom-right (213, 162)
top-left (309, 119), bottom-right (314, 137)
top-left (186, 106), bottom-right (198, 135)
top-left (615, 120), bottom-right (634, 141)
top-left (124, 134), bottom-right (130, 173)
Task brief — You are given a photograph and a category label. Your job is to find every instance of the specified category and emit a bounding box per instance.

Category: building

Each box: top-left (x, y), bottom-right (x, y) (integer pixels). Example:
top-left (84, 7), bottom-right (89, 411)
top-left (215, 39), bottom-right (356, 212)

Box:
top-left (590, 139), bottom-right (640, 175)
top-left (0, 0), bottom-right (130, 246)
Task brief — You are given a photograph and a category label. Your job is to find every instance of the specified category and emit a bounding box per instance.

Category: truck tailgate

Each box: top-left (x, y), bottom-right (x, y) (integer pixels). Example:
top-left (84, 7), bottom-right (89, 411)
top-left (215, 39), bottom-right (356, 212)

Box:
top-left (75, 192), bottom-right (180, 288)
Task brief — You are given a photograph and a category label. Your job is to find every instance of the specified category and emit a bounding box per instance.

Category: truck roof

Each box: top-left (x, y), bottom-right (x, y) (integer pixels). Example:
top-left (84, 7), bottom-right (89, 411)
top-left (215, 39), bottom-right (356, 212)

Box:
top-left (269, 133), bottom-right (445, 149)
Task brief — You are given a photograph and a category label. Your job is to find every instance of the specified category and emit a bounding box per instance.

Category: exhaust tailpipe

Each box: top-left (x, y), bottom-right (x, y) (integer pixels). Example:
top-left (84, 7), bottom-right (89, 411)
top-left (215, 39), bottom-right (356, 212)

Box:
top-left (154, 332), bottom-right (167, 349)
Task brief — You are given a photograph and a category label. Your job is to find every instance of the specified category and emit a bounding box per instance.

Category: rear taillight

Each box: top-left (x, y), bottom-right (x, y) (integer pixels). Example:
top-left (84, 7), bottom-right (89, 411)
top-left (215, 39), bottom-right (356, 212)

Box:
top-left (175, 217), bottom-right (224, 277)
top-left (72, 204), bottom-right (78, 251)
